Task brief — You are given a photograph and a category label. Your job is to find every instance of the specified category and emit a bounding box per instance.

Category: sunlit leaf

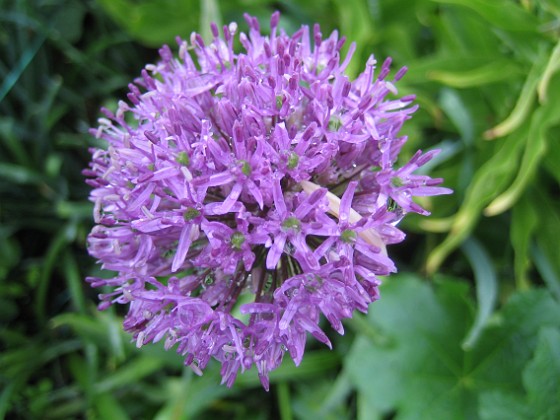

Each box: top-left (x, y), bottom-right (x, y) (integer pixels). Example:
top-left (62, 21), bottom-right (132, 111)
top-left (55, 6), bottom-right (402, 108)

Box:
top-left (485, 74), bottom-right (560, 215)
top-left (97, 0), bottom-right (201, 47)
top-left (431, 0), bottom-right (539, 31)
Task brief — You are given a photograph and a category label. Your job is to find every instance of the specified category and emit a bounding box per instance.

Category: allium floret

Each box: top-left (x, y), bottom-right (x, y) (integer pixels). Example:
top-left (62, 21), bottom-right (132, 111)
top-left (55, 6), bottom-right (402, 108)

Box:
top-left (85, 12), bottom-right (451, 390)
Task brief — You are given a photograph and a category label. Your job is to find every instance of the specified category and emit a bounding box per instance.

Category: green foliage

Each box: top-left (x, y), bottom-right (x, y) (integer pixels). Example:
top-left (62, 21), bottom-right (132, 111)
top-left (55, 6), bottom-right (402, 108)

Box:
top-left (2, 0), bottom-right (560, 418)
top-left (346, 274), bottom-right (560, 419)
top-left (479, 327), bottom-right (560, 420)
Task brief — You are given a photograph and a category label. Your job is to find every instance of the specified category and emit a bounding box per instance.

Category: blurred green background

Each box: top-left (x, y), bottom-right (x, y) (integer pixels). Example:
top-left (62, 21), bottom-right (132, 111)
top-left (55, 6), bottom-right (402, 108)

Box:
top-left (1, 0), bottom-right (560, 418)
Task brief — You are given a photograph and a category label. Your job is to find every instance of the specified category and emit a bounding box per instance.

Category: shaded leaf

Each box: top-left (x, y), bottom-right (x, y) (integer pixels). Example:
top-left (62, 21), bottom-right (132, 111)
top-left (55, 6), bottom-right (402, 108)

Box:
top-left (479, 327), bottom-right (560, 420)
top-left (346, 274), bottom-right (560, 419)
top-left (461, 238), bottom-right (497, 350)
top-left (510, 194), bottom-right (538, 290)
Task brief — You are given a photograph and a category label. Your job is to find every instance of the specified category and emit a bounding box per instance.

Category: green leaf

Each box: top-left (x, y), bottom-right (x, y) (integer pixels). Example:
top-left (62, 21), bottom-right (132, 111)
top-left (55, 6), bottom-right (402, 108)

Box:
top-left (439, 88), bottom-right (474, 144)
top-left (51, 311), bottom-right (126, 360)
top-left (0, 162), bottom-right (45, 185)
top-left (483, 51), bottom-right (546, 140)
top-left (532, 186), bottom-right (560, 299)
top-left (537, 39), bottom-right (560, 103)
top-left (95, 355), bottom-right (166, 393)
top-left (94, 393), bottom-right (130, 420)
top-left (479, 327), bottom-right (560, 420)
top-left (510, 194), bottom-right (538, 290)
top-left (523, 327), bottom-right (560, 418)
top-left (479, 390), bottom-right (531, 420)
top-left (52, 1), bottom-right (86, 43)
top-left (431, 0), bottom-right (538, 32)
top-left (277, 381), bottom-right (294, 420)
top-left (345, 274), bottom-right (560, 419)
top-left (428, 60), bottom-right (520, 88)
top-left (426, 128), bottom-right (525, 274)
top-left (531, 242), bottom-right (560, 301)
top-left (485, 73), bottom-right (560, 215)
top-left (460, 238), bottom-right (497, 349)
top-left (332, 0), bottom-right (374, 78)
top-left (97, 0), bottom-right (201, 47)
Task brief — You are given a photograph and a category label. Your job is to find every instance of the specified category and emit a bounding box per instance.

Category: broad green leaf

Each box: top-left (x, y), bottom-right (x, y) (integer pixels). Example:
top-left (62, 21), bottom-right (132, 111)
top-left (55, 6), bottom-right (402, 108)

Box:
top-left (345, 274), bottom-right (560, 419)
top-left (523, 327), bottom-right (560, 418)
top-left (479, 327), bottom-right (560, 420)
top-left (479, 390), bottom-right (531, 420)
top-left (461, 239), bottom-right (497, 349)
top-left (97, 0), bottom-right (201, 47)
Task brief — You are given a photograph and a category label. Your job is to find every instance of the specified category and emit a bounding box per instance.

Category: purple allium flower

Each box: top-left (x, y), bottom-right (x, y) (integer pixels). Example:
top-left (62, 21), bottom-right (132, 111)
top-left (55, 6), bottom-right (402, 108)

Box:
top-left (85, 12), bottom-right (452, 390)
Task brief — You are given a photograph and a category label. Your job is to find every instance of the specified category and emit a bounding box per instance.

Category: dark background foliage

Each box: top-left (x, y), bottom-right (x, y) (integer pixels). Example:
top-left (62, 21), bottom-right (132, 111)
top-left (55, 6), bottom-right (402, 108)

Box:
top-left (1, 0), bottom-right (559, 418)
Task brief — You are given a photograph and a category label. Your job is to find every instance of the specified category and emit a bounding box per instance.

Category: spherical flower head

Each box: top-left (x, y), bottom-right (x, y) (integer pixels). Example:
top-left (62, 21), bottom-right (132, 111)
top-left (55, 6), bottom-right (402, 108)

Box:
top-left (85, 12), bottom-right (452, 390)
